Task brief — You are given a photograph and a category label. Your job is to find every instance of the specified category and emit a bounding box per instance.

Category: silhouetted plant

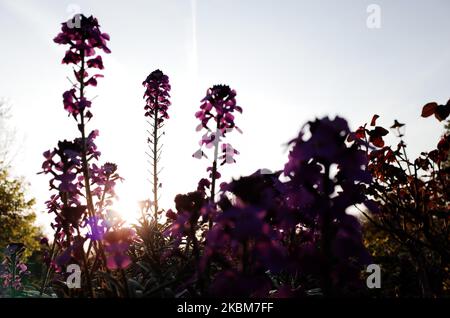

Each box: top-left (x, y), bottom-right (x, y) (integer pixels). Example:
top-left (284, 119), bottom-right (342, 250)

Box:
top-left (203, 170), bottom-right (286, 297)
top-left (282, 117), bottom-right (373, 296)
top-left (0, 243), bottom-right (30, 297)
top-left (38, 14), bottom-right (131, 298)
top-left (142, 70), bottom-right (171, 221)
top-left (200, 117), bottom-right (373, 297)
top-left (352, 102), bottom-right (450, 297)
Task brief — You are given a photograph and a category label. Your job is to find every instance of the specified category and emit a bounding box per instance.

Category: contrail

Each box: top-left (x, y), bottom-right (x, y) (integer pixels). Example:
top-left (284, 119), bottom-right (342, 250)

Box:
top-left (190, 0), bottom-right (199, 87)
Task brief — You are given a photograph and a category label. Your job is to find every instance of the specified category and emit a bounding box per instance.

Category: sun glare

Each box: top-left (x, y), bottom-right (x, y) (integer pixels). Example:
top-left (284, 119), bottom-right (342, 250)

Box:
top-left (111, 195), bottom-right (142, 226)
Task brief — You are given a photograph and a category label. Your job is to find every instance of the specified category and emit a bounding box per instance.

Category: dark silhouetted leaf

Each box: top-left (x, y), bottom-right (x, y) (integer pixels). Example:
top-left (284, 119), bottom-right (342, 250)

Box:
top-left (434, 104), bottom-right (450, 121)
top-left (370, 114), bottom-right (379, 126)
top-left (421, 102), bottom-right (437, 118)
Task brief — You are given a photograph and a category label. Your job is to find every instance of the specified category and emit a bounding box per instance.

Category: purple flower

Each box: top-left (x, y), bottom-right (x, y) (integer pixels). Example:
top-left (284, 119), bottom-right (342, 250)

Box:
top-left (54, 14), bottom-right (110, 118)
top-left (55, 236), bottom-right (86, 267)
top-left (220, 170), bottom-right (283, 211)
top-left (281, 116), bottom-right (373, 293)
top-left (40, 139), bottom-right (83, 204)
top-left (106, 252), bottom-right (132, 271)
top-left (193, 85), bottom-right (242, 162)
top-left (55, 172), bottom-right (77, 193)
top-left (62, 89), bottom-right (78, 115)
top-left (54, 15), bottom-right (110, 55)
top-left (86, 55), bottom-right (104, 69)
top-left (197, 178), bottom-right (211, 196)
top-left (220, 143), bottom-right (239, 165)
top-left (142, 69), bottom-right (171, 121)
top-left (103, 228), bottom-right (135, 270)
top-left (62, 50), bottom-right (81, 64)
top-left (165, 191), bottom-right (207, 238)
top-left (166, 209), bottom-right (178, 221)
top-left (17, 263), bottom-right (28, 275)
top-left (85, 216), bottom-right (107, 241)
top-left (103, 162), bottom-right (118, 175)
top-left (196, 85), bottom-right (242, 134)
top-left (89, 162), bottom-right (122, 203)
top-left (193, 85), bottom-right (243, 206)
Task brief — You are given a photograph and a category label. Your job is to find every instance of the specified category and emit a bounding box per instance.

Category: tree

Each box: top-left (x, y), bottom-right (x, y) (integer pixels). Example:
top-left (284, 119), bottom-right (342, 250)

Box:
top-left (0, 165), bottom-right (40, 260)
top-left (362, 220), bottom-right (423, 297)
top-left (0, 99), bottom-right (16, 168)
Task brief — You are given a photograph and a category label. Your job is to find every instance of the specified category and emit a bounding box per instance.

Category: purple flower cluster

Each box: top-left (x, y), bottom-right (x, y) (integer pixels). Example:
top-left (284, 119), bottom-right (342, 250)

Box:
top-left (164, 187), bottom-right (209, 260)
top-left (38, 15), bottom-right (131, 292)
top-left (0, 244), bottom-right (29, 293)
top-left (281, 117), bottom-right (373, 294)
top-left (103, 228), bottom-right (135, 270)
top-left (143, 69), bottom-right (171, 123)
top-left (41, 135), bottom-right (123, 251)
top-left (142, 70), bottom-right (172, 219)
top-left (40, 130), bottom-right (101, 211)
top-left (193, 85), bottom-right (242, 160)
top-left (195, 85), bottom-right (242, 135)
top-left (54, 14), bottom-right (110, 119)
top-left (199, 171), bottom-right (285, 296)
top-left (0, 263), bottom-right (28, 290)
top-left (41, 139), bottom-right (84, 235)
top-left (90, 162), bottom-right (122, 206)
top-left (193, 85), bottom-right (242, 207)
top-left (54, 14), bottom-right (110, 61)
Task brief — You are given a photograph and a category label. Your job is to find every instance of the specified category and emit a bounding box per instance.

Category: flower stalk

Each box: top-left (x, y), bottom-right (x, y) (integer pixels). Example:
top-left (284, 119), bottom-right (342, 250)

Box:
top-left (143, 70), bottom-right (171, 221)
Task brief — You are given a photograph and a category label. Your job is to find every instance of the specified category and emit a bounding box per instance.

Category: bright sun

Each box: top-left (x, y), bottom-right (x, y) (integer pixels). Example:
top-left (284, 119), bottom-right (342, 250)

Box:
top-left (111, 195), bottom-right (142, 226)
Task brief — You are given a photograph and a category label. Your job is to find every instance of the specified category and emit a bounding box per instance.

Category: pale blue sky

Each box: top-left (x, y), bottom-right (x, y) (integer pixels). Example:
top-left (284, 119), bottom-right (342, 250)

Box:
top-left (1, 0), bottom-right (449, 230)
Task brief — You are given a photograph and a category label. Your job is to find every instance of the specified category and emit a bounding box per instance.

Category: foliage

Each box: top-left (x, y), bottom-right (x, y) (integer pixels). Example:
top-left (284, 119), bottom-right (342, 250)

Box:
top-left (0, 165), bottom-right (40, 262)
top-left (351, 104), bottom-right (450, 297)
top-left (0, 243), bottom-right (31, 297)
top-left (160, 117), bottom-right (373, 297)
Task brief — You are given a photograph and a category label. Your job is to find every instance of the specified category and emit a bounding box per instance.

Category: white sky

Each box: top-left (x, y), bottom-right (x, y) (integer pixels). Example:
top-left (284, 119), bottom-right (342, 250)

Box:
top-left (1, 0), bottom-right (449, 232)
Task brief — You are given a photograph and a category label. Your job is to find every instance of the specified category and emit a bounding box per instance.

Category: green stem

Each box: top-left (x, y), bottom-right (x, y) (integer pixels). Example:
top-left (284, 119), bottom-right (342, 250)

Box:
top-left (321, 164), bottom-right (333, 297)
top-left (40, 229), bottom-right (60, 296)
top-left (209, 120), bottom-right (221, 228)
top-left (152, 100), bottom-right (159, 220)
top-left (79, 50), bottom-right (95, 220)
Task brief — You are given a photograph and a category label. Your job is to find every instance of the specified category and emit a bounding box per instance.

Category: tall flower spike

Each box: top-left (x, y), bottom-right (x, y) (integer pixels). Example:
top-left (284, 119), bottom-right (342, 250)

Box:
top-left (143, 69), bottom-right (171, 220)
top-left (193, 85), bottom-right (242, 219)
top-left (39, 14), bottom-right (114, 297)
top-left (53, 14), bottom-right (111, 222)
top-left (283, 117), bottom-right (372, 296)
top-left (54, 14), bottom-right (110, 120)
